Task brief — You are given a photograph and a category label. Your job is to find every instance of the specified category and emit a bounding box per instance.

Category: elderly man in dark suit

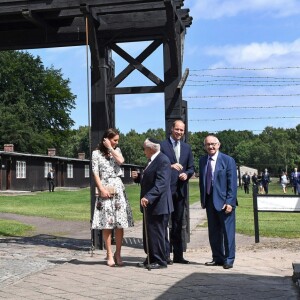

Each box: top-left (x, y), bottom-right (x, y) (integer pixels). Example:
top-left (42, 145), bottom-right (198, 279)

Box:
top-left (133, 138), bottom-right (173, 269)
top-left (160, 120), bottom-right (195, 264)
top-left (199, 134), bottom-right (237, 269)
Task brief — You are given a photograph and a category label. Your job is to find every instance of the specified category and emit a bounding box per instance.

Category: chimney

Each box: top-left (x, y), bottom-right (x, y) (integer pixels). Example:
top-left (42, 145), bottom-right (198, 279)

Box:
top-left (78, 152), bottom-right (85, 159)
top-left (4, 144), bottom-right (14, 152)
top-left (48, 148), bottom-right (56, 156)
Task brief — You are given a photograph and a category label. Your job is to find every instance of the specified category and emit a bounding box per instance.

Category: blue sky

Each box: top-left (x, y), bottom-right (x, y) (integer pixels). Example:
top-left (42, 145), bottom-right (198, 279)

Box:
top-left (28, 0), bottom-right (300, 134)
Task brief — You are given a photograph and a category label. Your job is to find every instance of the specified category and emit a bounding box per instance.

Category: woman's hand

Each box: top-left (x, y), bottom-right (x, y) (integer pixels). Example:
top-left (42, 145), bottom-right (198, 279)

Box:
top-left (103, 138), bottom-right (112, 150)
top-left (100, 188), bottom-right (112, 199)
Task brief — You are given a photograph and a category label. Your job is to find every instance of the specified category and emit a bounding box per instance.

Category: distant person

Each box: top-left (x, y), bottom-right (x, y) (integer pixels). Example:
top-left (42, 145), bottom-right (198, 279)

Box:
top-left (160, 120), bottom-right (195, 264)
top-left (257, 171), bottom-right (264, 194)
top-left (199, 134), bottom-right (237, 269)
top-left (262, 169), bottom-right (270, 194)
top-left (242, 172), bottom-right (251, 194)
top-left (47, 169), bottom-right (55, 192)
top-left (91, 128), bottom-right (134, 267)
top-left (290, 167), bottom-right (299, 195)
top-left (297, 172), bottom-right (300, 195)
top-left (252, 173), bottom-right (258, 188)
top-left (280, 171), bottom-right (288, 194)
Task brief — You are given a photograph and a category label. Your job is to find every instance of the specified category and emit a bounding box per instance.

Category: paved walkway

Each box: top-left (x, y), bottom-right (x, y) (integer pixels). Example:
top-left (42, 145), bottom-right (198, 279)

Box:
top-left (0, 203), bottom-right (299, 299)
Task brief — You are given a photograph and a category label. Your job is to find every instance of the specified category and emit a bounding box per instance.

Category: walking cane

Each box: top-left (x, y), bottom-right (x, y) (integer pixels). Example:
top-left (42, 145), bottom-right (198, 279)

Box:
top-left (143, 206), bottom-right (151, 271)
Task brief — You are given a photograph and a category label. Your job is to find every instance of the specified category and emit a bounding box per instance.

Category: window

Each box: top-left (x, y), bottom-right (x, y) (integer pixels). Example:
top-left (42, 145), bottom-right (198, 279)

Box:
top-left (84, 165), bottom-right (90, 178)
top-left (45, 162), bottom-right (52, 178)
top-left (67, 164), bottom-right (73, 178)
top-left (16, 161), bottom-right (26, 178)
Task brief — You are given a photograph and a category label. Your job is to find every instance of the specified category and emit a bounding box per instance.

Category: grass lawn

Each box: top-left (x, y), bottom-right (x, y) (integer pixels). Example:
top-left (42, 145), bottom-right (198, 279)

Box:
top-left (0, 179), bottom-right (299, 238)
top-left (0, 219), bottom-right (34, 236)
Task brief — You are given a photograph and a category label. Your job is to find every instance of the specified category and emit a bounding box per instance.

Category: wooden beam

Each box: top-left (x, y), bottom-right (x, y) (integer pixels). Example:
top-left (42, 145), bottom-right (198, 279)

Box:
top-left (0, 0), bottom-right (165, 14)
top-left (110, 43), bottom-right (164, 86)
top-left (177, 68), bottom-right (189, 90)
top-left (80, 4), bottom-right (107, 26)
top-left (107, 85), bottom-right (164, 95)
top-left (109, 39), bottom-right (163, 88)
top-left (21, 9), bottom-right (54, 30)
top-left (164, 0), bottom-right (185, 32)
top-left (164, 0), bottom-right (179, 77)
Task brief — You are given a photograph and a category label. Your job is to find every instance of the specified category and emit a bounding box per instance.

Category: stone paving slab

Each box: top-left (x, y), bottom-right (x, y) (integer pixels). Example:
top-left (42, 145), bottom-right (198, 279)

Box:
top-left (0, 203), bottom-right (299, 299)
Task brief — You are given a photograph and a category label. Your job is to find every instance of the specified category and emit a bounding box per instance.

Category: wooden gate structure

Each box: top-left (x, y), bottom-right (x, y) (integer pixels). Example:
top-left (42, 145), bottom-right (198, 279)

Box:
top-left (0, 0), bottom-right (193, 248)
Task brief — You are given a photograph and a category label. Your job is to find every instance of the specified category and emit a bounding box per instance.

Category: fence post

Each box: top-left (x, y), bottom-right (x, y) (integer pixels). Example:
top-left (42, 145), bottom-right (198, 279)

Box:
top-left (252, 184), bottom-right (260, 243)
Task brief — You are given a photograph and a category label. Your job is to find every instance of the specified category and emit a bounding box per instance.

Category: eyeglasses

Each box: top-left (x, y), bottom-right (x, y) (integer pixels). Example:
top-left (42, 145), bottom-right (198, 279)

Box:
top-left (205, 143), bottom-right (218, 147)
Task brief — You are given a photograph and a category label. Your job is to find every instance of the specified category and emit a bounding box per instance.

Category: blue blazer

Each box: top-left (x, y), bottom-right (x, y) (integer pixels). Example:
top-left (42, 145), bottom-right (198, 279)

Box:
top-left (199, 152), bottom-right (237, 211)
top-left (140, 152), bottom-right (174, 215)
top-left (160, 139), bottom-right (194, 197)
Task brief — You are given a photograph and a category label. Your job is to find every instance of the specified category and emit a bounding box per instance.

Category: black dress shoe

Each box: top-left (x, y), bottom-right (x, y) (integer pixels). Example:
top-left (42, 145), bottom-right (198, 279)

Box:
top-left (166, 257), bottom-right (173, 265)
top-left (205, 260), bottom-right (223, 266)
top-left (223, 264), bottom-right (233, 269)
top-left (173, 258), bottom-right (190, 264)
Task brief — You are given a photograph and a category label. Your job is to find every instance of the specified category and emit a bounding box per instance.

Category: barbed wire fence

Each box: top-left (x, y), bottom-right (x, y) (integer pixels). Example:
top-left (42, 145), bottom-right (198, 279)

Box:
top-left (185, 67), bottom-right (300, 133)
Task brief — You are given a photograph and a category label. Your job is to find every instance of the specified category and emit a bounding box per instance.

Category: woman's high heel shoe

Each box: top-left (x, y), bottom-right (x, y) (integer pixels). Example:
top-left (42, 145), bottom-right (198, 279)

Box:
top-left (114, 253), bottom-right (124, 267)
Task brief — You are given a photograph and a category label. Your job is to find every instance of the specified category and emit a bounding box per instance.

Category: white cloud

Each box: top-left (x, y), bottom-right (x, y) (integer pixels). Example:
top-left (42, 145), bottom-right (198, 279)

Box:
top-left (204, 39), bottom-right (300, 70)
top-left (189, 0), bottom-right (300, 20)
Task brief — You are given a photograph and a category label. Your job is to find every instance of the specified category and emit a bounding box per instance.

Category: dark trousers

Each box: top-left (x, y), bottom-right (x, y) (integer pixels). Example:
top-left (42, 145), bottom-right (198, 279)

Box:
top-left (206, 193), bottom-right (236, 265)
top-left (170, 193), bottom-right (185, 260)
top-left (263, 183), bottom-right (268, 194)
top-left (143, 212), bottom-right (168, 266)
top-left (293, 184), bottom-right (297, 195)
top-left (48, 179), bottom-right (55, 192)
top-left (244, 184), bottom-right (250, 194)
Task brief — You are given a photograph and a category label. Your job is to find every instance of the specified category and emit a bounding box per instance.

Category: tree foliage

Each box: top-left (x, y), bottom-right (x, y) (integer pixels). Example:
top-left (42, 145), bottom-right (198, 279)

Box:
top-left (116, 125), bottom-right (300, 176)
top-left (60, 126), bottom-right (90, 159)
top-left (0, 50), bottom-right (75, 154)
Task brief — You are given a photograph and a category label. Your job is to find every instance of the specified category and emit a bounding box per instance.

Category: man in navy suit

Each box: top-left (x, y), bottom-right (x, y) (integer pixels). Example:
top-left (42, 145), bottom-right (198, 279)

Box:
top-left (199, 134), bottom-right (237, 269)
top-left (290, 167), bottom-right (299, 195)
top-left (160, 120), bottom-right (195, 264)
top-left (133, 138), bottom-right (173, 269)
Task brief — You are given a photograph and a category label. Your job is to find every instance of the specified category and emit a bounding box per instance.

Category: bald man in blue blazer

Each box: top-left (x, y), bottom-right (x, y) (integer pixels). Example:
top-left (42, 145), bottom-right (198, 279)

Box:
top-left (199, 134), bottom-right (237, 269)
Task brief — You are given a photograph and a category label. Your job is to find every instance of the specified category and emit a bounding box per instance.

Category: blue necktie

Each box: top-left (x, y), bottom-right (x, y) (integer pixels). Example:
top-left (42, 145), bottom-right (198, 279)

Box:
top-left (206, 157), bottom-right (212, 195)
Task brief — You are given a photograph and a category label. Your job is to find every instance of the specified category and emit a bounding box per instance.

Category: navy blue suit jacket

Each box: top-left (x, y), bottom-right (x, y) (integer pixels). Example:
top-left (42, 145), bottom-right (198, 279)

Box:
top-left (199, 152), bottom-right (237, 211)
top-left (160, 139), bottom-right (194, 197)
top-left (140, 152), bottom-right (174, 215)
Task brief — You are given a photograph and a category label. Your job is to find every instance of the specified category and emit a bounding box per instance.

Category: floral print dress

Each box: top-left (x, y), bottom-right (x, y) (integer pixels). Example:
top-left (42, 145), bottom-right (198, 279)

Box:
top-left (91, 148), bottom-right (134, 229)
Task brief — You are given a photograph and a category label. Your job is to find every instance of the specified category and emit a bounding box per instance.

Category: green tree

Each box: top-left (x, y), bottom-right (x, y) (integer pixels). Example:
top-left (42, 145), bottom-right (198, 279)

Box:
top-left (60, 126), bottom-right (90, 159)
top-left (0, 50), bottom-right (75, 154)
top-left (217, 130), bottom-right (254, 157)
top-left (120, 130), bottom-right (146, 165)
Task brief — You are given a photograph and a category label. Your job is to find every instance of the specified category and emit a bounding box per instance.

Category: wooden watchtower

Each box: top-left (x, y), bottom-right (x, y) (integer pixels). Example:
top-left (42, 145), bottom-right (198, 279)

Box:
top-left (0, 0), bottom-right (193, 248)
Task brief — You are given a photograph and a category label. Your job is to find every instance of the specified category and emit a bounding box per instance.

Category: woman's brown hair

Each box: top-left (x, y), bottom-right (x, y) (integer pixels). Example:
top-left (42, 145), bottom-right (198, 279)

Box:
top-left (97, 128), bottom-right (119, 155)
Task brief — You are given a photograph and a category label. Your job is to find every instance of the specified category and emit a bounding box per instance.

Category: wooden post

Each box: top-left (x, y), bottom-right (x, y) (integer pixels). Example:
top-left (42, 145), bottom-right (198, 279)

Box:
top-left (90, 41), bottom-right (115, 249)
top-left (253, 185), bottom-right (260, 243)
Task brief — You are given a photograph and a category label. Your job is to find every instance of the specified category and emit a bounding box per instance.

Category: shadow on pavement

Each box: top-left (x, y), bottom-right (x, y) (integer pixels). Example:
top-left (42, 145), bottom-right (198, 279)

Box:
top-left (0, 234), bottom-right (91, 251)
top-left (155, 272), bottom-right (299, 299)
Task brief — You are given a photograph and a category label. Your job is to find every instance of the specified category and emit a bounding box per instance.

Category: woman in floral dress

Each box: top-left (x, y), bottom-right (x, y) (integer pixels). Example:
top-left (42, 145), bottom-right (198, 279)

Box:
top-left (92, 128), bottom-right (134, 267)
